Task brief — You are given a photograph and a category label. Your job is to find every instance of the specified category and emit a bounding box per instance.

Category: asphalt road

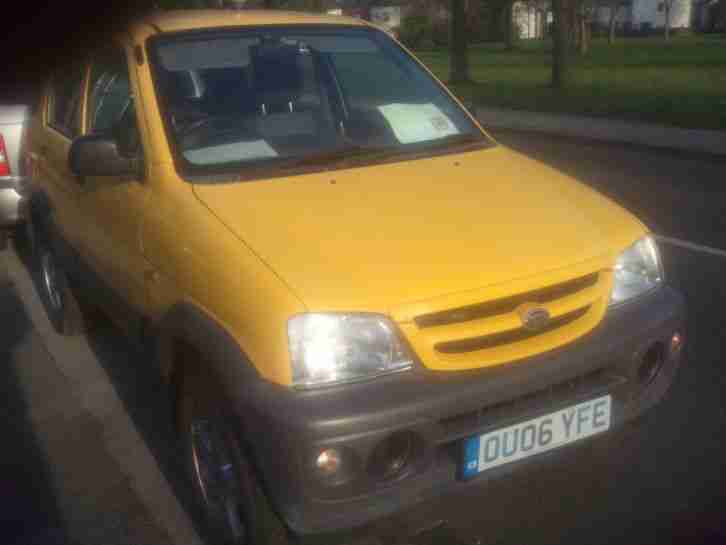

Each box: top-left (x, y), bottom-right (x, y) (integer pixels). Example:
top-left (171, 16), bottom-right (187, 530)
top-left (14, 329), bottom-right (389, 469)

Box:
top-left (1, 131), bottom-right (725, 545)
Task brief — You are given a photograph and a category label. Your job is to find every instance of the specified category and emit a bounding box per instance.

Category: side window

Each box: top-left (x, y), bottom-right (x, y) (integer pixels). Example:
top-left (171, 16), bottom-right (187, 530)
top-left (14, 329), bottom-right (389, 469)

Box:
top-left (88, 50), bottom-right (140, 158)
top-left (49, 65), bottom-right (85, 138)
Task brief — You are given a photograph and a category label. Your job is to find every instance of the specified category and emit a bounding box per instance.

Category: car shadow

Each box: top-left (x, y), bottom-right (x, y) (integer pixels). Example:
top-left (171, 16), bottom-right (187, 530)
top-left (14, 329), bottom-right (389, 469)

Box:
top-left (78, 316), bottom-right (206, 539)
top-left (11, 230), bottom-right (205, 543)
top-left (0, 265), bottom-right (75, 545)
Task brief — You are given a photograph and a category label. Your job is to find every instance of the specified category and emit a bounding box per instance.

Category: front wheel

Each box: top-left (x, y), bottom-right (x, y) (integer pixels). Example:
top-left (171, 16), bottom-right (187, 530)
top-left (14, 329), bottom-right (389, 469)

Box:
top-left (176, 364), bottom-right (291, 545)
top-left (35, 235), bottom-right (84, 336)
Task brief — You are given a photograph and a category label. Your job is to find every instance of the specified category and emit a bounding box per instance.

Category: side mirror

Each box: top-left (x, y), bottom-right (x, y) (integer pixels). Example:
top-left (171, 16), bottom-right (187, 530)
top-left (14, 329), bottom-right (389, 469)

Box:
top-left (68, 134), bottom-right (137, 177)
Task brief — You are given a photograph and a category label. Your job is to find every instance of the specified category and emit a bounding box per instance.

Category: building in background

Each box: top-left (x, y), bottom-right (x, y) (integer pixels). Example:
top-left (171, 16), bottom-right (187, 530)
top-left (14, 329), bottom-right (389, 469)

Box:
top-left (513, 1), bottom-right (551, 39)
top-left (593, 0), bottom-right (693, 32)
top-left (199, 0), bottom-right (699, 37)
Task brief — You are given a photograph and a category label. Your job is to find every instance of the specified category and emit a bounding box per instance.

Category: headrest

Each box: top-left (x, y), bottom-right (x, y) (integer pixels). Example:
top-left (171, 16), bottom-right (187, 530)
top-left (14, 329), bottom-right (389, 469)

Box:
top-left (251, 43), bottom-right (303, 103)
top-left (170, 70), bottom-right (205, 100)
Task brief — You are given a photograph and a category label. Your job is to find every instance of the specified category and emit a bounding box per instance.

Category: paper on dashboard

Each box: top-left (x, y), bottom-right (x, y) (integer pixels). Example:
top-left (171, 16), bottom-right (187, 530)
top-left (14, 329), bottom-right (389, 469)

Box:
top-left (378, 103), bottom-right (459, 144)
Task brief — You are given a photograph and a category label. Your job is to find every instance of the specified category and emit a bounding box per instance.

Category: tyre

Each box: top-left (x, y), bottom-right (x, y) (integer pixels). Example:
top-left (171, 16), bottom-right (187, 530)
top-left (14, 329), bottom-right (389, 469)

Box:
top-left (35, 234), bottom-right (84, 336)
top-left (21, 215), bottom-right (37, 261)
top-left (176, 359), bottom-right (291, 545)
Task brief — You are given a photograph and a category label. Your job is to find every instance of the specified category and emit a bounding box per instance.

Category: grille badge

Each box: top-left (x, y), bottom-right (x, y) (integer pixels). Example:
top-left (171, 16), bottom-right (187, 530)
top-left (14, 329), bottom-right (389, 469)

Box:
top-left (517, 303), bottom-right (551, 332)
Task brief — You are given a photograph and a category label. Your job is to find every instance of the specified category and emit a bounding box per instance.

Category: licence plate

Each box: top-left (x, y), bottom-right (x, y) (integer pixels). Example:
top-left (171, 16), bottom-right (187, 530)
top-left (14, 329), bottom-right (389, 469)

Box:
top-left (461, 395), bottom-right (611, 479)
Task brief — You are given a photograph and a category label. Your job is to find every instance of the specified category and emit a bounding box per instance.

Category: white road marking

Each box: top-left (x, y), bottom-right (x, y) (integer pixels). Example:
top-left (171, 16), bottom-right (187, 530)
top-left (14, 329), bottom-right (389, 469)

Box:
top-left (655, 235), bottom-right (726, 258)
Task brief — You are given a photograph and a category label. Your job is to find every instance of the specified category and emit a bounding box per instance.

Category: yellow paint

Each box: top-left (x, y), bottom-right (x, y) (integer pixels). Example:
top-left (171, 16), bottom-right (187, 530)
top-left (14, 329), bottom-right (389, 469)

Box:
top-left (141, 9), bottom-right (366, 33)
top-left (30, 10), bottom-right (649, 386)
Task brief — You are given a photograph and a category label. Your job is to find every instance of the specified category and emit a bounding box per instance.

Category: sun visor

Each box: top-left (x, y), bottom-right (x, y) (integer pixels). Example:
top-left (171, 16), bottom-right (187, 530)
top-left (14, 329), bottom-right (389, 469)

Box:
top-left (158, 38), bottom-right (255, 71)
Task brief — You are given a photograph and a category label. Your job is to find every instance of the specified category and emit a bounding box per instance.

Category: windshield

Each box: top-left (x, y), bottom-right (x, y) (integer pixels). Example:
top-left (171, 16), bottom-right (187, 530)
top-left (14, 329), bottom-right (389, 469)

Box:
top-left (149, 26), bottom-right (491, 178)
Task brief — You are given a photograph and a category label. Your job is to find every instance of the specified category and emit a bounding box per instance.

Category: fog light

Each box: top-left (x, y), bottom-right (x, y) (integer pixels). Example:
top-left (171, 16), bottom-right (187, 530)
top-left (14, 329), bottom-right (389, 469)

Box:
top-left (315, 448), bottom-right (342, 476)
top-left (369, 431), bottom-right (422, 481)
top-left (670, 332), bottom-right (683, 355)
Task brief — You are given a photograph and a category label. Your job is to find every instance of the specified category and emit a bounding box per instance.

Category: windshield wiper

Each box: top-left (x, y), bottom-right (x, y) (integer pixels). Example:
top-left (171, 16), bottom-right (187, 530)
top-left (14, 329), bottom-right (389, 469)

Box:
top-left (287, 144), bottom-right (404, 168)
top-left (275, 133), bottom-right (490, 172)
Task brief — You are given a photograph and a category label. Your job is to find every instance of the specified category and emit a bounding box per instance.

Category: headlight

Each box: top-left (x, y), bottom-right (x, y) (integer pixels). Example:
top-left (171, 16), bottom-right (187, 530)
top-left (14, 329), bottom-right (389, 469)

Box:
top-left (288, 313), bottom-right (414, 388)
top-left (610, 236), bottom-right (663, 306)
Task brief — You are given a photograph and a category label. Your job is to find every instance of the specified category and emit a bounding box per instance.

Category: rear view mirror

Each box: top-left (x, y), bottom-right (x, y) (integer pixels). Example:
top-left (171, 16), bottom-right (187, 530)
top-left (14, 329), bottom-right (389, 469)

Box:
top-left (68, 134), bottom-right (137, 177)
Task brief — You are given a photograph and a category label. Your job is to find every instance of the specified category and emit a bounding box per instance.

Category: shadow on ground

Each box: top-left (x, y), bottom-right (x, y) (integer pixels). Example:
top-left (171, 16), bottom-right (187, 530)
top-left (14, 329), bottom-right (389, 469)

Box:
top-left (11, 231), bottom-right (203, 545)
top-left (0, 267), bottom-right (73, 544)
top-left (493, 129), bottom-right (726, 250)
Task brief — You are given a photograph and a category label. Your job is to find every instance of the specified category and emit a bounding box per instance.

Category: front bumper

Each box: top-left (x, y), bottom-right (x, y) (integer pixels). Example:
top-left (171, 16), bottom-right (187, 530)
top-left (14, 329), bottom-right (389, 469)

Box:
top-left (0, 176), bottom-right (28, 227)
top-left (237, 285), bottom-right (685, 535)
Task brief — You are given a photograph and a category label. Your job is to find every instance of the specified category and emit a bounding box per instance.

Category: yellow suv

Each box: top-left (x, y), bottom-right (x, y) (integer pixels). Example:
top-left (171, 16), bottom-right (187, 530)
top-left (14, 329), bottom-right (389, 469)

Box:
top-left (25, 9), bottom-right (685, 545)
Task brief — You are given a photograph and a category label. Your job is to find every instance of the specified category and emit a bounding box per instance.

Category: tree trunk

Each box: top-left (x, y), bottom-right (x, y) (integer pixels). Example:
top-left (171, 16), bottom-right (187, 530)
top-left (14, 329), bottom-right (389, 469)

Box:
top-left (552, 0), bottom-right (572, 88)
top-left (664, 3), bottom-right (671, 40)
top-left (570, 1), bottom-right (580, 50)
top-left (503, 2), bottom-right (514, 49)
top-left (579, 6), bottom-right (589, 55)
top-left (608, 3), bottom-right (619, 44)
top-left (450, 0), bottom-right (470, 84)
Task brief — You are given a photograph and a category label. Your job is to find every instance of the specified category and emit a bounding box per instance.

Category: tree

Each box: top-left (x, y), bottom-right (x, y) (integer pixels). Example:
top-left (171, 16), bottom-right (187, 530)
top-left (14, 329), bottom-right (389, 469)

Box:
top-left (502, 0), bottom-right (515, 49)
top-left (606, 0), bottom-right (626, 44)
top-left (449, 0), bottom-right (471, 83)
top-left (573, 0), bottom-right (594, 54)
top-left (663, 0), bottom-right (674, 39)
top-left (533, 0), bottom-right (548, 38)
top-left (714, 0), bottom-right (726, 33)
top-left (551, 0), bottom-right (574, 88)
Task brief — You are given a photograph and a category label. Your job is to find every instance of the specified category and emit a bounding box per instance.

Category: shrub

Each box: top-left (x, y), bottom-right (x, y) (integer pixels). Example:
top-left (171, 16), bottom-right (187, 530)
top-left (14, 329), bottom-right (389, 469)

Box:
top-left (432, 20), bottom-right (450, 46)
top-left (399, 15), bottom-right (433, 49)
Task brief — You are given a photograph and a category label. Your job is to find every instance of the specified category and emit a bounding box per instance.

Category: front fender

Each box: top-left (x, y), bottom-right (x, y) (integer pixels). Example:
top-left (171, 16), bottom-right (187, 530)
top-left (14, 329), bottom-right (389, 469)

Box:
top-left (154, 302), bottom-right (260, 400)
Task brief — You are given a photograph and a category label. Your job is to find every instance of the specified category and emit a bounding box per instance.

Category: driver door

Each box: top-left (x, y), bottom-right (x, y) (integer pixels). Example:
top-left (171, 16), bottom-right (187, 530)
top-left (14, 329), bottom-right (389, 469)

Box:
top-left (76, 48), bottom-right (150, 333)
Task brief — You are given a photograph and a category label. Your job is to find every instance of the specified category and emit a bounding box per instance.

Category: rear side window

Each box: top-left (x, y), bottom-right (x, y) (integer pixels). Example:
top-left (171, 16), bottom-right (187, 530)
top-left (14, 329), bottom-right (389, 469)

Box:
top-left (88, 50), bottom-right (141, 158)
top-left (48, 65), bottom-right (85, 138)
top-left (88, 51), bottom-right (133, 133)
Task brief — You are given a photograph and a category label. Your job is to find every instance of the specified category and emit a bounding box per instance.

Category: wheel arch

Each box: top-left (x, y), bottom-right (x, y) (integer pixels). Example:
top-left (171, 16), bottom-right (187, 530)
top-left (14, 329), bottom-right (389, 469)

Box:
top-left (23, 187), bottom-right (55, 251)
top-left (154, 302), bottom-right (261, 403)
top-left (25, 188), bottom-right (53, 224)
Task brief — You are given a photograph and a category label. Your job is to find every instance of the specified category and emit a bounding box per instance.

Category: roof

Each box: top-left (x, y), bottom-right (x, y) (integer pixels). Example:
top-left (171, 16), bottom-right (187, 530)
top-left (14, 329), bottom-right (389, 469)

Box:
top-left (142, 9), bottom-right (366, 34)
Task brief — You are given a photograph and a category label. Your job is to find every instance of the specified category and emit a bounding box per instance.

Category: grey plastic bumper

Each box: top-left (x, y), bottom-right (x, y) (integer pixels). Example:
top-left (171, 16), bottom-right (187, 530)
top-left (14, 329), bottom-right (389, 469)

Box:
top-left (237, 285), bottom-right (685, 535)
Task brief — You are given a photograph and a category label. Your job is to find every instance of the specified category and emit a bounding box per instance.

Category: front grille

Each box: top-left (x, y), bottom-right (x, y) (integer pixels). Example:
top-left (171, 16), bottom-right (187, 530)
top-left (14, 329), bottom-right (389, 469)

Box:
top-left (401, 269), bottom-right (610, 371)
top-left (415, 273), bottom-right (598, 328)
top-left (435, 306), bottom-right (590, 353)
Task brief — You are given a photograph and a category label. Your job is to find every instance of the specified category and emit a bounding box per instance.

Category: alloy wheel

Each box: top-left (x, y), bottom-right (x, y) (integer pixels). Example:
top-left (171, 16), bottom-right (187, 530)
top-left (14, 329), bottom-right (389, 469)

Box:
top-left (40, 249), bottom-right (63, 311)
top-left (190, 418), bottom-right (247, 543)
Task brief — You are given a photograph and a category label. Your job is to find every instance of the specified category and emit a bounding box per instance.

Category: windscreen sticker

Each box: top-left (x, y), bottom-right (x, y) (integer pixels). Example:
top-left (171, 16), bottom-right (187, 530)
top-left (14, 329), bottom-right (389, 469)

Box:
top-left (377, 103), bottom-right (459, 144)
top-left (184, 140), bottom-right (278, 164)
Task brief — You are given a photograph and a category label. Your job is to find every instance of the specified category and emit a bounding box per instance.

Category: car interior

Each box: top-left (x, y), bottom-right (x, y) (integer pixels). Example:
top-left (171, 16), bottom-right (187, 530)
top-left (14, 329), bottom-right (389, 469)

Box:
top-left (158, 37), bottom-right (408, 165)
